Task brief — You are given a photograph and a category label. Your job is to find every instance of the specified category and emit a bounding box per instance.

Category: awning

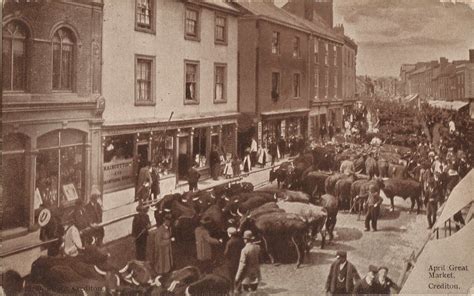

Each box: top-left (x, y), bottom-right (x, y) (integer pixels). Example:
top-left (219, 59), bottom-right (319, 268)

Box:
top-left (426, 100), bottom-right (469, 111)
top-left (400, 220), bottom-right (474, 295)
top-left (434, 169), bottom-right (474, 229)
top-left (260, 108), bottom-right (310, 120)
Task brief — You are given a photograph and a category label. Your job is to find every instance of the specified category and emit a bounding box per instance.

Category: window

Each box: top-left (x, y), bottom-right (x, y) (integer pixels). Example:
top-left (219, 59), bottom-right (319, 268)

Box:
top-left (185, 8), bottom-right (199, 40)
top-left (193, 128), bottom-right (207, 168)
top-left (334, 71), bottom-right (338, 88)
top-left (293, 73), bottom-right (301, 97)
top-left (271, 72), bottom-right (280, 101)
top-left (185, 61), bottom-right (199, 103)
top-left (2, 21), bottom-right (28, 91)
top-left (215, 14), bottom-right (226, 44)
top-left (324, 42), bottom-right (328, 65)
top-left (313, 39), bottom-right (319, 64)
top-left (214, 64), bottom-right (226, 103)
top-left (135, 56), bottom-right (155, 105)
top-left (52, 28), bottom-right (74, 91)
top-left (272, 31), bottom-right (280, 55)
top-left (324, 71), bottom-right (329, 98)
top-left (136, 0), bottom-right (154, 32)
top-left (333, 45), bottom-right (337, 66)
top-left (293, 36), bottom-right (300, 58)
top-left (314, 68), bottom-right (319, 99)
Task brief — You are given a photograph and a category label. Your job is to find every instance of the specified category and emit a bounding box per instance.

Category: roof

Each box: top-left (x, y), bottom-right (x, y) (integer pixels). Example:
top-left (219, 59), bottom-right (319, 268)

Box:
top-left (400, 220), bottom-right (474, 295)
top-left (438, 64), bottom-right (456, 78)
top-left (426, 100), bottom-right (469, 111)
top-left (191, 0), bottom-right (241, 14)
top-left (434, 169), bottom-right (473, 228)
top-left (235, 1), bottom-right (310, 33)
top-left (293, 14), bottom-right (343, 43)
top-left (409, 66), bottom-right (428, 76)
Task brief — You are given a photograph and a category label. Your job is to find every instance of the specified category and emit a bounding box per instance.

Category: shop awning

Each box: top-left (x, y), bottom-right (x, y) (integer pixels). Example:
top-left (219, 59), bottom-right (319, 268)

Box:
top-left (260, 108), bottom-right (310, 120)
top-left (400, 220), bottom-right (474, 295)
top-left (426, 100), bottom-right (469, 111)
top-left (433, 169), bottom-right (474, 229)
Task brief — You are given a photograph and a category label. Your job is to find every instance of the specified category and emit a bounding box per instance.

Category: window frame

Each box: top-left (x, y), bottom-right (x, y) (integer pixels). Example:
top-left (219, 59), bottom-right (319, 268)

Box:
top-left (324, 42), bottom-right (329, 66)
top-left (293, 36), bottom-right (301, 58)
top-left (271, 31), bottom-right (280, 55)
top-left (214, 13), bottom-right (227, 45)
top-left (135, 0), bottom-right (156, 34)
top-left (293, 72), bottom-right (301, 98)
top-left (314, 67), bottom-right (319, 99)
top-left (134, 54), bottom-right (156, 106)
top-left (51, 28), bottom-right (75, 92)
top-left (313, 39), bottom-right (319, 64)
top-left (184, 60), bottom-right (200, 105)
top-left (333, 44), bottom-right (337, 66)
top-left (2, 21), bottom-right (28, 92)
top-left (214, 63), bottom-right (227, 103)
top-left (271, 71), bottom-right (281, 102)
top-left (184, 6), bottom-right (201, 42)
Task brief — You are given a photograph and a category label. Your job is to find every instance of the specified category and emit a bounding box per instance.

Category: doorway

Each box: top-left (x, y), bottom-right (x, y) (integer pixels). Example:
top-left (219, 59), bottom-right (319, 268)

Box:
top-left (178, 137), bottom-right (190, 180)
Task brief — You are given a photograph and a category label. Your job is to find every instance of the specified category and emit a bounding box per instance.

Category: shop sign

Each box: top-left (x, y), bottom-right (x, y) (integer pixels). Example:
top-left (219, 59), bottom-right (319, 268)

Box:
top-left (281, 120), bottom-right (286, 138)
top-left (38, 208), bottom-right (51, 227)
top-left (103, 159), bottom-right (134, 191)
top-left (257, 122), bottom-right (262, 144)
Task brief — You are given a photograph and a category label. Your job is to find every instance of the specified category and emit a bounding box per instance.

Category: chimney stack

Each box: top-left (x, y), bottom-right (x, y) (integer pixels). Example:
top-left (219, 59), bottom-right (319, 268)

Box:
top-left (470, 49), bottom-right (474, 63)
top-left (313, 0), bottom-right (333, 28)
top-left (334, 24), bottom-right (344, 35)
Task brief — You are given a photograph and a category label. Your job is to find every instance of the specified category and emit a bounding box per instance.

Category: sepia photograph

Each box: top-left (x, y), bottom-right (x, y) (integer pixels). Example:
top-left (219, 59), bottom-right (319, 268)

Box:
top-left (1, 0), bottom-right (473, 295)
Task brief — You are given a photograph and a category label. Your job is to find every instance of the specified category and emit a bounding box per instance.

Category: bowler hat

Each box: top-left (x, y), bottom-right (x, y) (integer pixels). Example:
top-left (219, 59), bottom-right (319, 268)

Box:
top-left (136, 205), bottom-right (148, 212)
top-left (227, 227), bottom-right (237, 235)
top-left (243, 230), bottom-right (254, 240)
top-left (369, 265), bottom-right (378, 273)
top-left (378, 266), bottom-right (389, 272)
top-left (336, 251), bottom-right (347, 258)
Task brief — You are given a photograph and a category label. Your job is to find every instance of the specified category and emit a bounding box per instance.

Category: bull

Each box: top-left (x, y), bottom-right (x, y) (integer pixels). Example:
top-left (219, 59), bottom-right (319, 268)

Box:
top-left (269, 161), bottom-right (294, 189)
top-left (383, 178), bottom-right (422, 214)
top-left (334, 174), bottom-right (358, 211)
top-left (301, 171), bottom-right (331, 203)
top-left (350, 178), bottom-right (385, 215)
top-left (320, 194), bottom-right (338, 241)
top-left (185, 262), bottom-right (233, 296)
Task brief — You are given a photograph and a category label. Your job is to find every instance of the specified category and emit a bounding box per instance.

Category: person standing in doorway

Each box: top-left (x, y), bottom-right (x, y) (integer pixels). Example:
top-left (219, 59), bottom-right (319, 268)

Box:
top-left (132, 205), bottom-right (150, 261)
top-left (210, 145), bottom-right (221, 181)
top-left (249, 137), bottom-right (258, 168)
top-left (242, 148), bottom-right (252, 173)
top-left (85, 186), bottom-right (104, 246)
top-left (136, 161), bottom-right (153, 202)
top-left (150, 162), bottom-right (161, 201)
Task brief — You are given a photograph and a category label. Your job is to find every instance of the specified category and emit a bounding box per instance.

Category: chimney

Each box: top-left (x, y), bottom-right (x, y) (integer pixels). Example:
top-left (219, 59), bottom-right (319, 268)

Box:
top-left (285, 0), bottom-right (314, 21)
top-left (470, 49), bottom-right (474, 63)
top-left (440, 57), bottom-right (448, 69)
top-left (314, 0), bottom-right (333, 28)
top-left (334, 24), bottom-right (344, 35)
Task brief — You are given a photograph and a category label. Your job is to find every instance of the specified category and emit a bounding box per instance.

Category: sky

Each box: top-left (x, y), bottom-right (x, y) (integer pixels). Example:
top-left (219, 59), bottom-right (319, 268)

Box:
top-left (333, 0), bottom-right (474, 77)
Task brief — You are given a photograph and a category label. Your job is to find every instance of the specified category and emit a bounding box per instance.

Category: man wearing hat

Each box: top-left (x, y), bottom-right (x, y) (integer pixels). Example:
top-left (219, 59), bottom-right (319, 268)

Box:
top-left (365, 184), bottom-right (382, 232)
top-left (340, 156), bottom-right (355, 175)
top-left (375, 266), bottom-right (399, 294)
top-left (85, 186), bottom-right (104, 246)
top-left (224, 227), bottom-right (245, 288)
top-left (132, 205), bottom-right (151, 261)
top-left (195, 219), bottom-right (223, 273)
top-left (353, 265), bottom-right (380, 295)
top-left (235, 230), bottom-right (261, 293)
top-left (325, 251), bottom-right (360, 295)
top-left (188, 162), bottom-right (201, 192)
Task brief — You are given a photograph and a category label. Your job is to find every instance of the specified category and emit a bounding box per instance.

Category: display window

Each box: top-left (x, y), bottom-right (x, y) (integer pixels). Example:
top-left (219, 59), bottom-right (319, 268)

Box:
top-left (36, 130), bottom-right (85, 207)
top-left (151, 131), bottom-right (174, 174)
top-left (103, 134), bottom-right (134, 192)
top-left (193, 127), bottom-right (207, 168)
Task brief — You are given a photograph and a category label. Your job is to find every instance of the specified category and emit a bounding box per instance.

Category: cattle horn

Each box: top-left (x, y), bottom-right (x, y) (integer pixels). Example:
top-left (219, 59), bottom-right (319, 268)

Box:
top-left (168, 280), bottom-right (180, 292)
top-left (230, 210), bottom-right (237, 217)
top-left (273, 193), bottom-right (277, 200)
top-left (237, 208), bottom-right (243, 217)
top-left (115, 274), bottom-right (120, 287)
top-left (94, 265), bottom-right (107, 276)
top-left (152, 276), bottom-right (162, 287)
top-left (119, 263), bottom-right (130, 273)
top-left (132, 277), bottom-right (141, 286)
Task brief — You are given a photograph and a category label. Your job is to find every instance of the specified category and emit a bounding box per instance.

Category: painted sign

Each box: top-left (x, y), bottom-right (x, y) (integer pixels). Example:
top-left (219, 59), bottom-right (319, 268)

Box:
top-left (103, 158), bottom-right (134, 192)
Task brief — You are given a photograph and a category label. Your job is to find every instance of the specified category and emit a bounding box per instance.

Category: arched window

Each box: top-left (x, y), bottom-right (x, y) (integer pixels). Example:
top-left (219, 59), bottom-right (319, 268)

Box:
top-left (2, 21), bottom-right (28, 91)
top-left (52, 28), bottom-right (74, 90)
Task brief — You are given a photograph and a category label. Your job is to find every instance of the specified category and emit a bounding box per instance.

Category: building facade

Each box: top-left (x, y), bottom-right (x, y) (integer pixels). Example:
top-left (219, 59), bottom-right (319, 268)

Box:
top-left (2, 0), bottom-right (104, 275)
top-left (101, 0), bottom-right (240, 208)
top-left (235, 2), bottom-right (311, 153)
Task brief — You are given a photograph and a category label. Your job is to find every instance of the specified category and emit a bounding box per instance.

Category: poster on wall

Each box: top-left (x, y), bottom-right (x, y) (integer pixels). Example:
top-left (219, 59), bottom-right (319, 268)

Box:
top-left (62, 183), bottom-right (78, 202)
top-left (103, 159), bottom-right (134, 192)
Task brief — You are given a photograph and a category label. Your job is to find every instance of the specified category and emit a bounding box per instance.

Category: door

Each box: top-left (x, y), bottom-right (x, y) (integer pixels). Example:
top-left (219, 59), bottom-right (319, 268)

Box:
top-left (178, 137), bottom-right (189, 180)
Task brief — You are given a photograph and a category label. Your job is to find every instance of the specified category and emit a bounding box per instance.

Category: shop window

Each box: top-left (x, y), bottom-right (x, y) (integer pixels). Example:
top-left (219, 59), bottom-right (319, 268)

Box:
top-left (151, 131), bottom-right (174, 174)
top-left (185, 61), bottom-right (199, 103)
top-left (193, 128), bottom-right (207, 168)
top-left (2, 133), bottom-right (28, 230)
top-left (2, 21), bottom-right (28, 92)
top-left (271, 72), bottom-right (280, 102)
top-left (36, 130), bottom-right (85, 208)
top-left (52, 28), bottom-right (75, 91)
top-left (103, 134), bottom-right (134, 192)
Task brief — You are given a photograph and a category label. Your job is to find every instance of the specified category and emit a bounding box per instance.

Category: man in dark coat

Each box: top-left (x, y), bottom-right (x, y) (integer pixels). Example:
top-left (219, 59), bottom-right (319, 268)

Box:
top-left (224, 227), bottom-right (245, 286)
top-left (188, 162), bottom-right (201, 192)
top-left (325, 251), bottom-right (360, 295)
top-left (73, 199), bottom-right (91, 244)
top-left (375, 266), bottom-right (399, 295)
top-left (136, 161), bottom-right (152, 202)
top-left (85, 187), bottom-right (105, 246)
top-left (210, 145), bottom-right (221, 181)
top-left (132, 205), bottom-right (151, 261)
top-left (150, 163), bottom-right (161, 200)
top-left (269, 138), bottom-right (278, 166)
top-left (354, 265), bottom-right (380, 295)
top-left (365, 184), bottom-right (382, 232)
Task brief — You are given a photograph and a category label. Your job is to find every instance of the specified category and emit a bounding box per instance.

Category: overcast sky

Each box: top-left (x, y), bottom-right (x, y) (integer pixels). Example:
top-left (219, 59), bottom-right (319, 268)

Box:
top-left (333, 0), bottom-right (474, 77)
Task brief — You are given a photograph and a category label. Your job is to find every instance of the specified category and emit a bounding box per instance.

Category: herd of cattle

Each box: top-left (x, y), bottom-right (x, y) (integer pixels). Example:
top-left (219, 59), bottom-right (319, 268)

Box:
top-left (26, 144), bottom-right (442, 295)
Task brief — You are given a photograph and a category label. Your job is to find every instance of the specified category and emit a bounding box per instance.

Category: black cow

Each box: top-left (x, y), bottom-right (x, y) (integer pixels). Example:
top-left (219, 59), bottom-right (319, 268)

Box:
top-left (383, 178), bottom-right (422, 214)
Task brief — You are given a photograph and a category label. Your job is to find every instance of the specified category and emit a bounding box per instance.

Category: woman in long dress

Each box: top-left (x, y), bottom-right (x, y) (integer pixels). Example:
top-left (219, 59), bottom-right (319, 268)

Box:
top-left (152, 217), bottom-right (173, 274)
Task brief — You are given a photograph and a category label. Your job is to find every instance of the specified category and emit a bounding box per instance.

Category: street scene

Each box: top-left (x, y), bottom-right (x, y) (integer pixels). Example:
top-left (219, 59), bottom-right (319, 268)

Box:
top-left (1, 0), bottom-right (474, 295)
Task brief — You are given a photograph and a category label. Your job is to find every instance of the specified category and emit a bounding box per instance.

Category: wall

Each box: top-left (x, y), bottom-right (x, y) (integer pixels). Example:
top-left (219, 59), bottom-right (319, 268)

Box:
top-left (102, 0), bottom-right (238, 124)
top-left (237, 18), bottom-right (258, 114)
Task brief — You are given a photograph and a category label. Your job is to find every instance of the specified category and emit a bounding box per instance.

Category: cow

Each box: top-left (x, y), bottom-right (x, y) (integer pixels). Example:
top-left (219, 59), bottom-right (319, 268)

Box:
top-left (389, 163), bottom-right (408, 179)
top-left (325, 173), bottom-right (355, 196)
top-left (185, 262), bottom-right (233, 296)
top-left (301, 171), bottom-right (331, 203)
top-left (238, 211), bottom-right (308, 268)
top-left (257, 189), bottom-right (310, 203)
top-left (320, 194), bottom-right (338, 241)
top-left (334, 175), bottom-right (358, 211)
top-left (200, 204), bottom-right (228, 239)
top-left (350, 178), bottom-right (385, 215)
top-left (378, 159), bottom-right (389, 178)
top-left (269, 161), bottom-right (294, 189)
top-left (223, 192), bottom-right (277, 218)
top-left (383, 178), bottom-right (422, 214)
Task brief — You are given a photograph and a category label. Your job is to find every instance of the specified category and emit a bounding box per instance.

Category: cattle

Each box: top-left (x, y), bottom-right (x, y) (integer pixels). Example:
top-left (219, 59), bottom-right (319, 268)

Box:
top-left (325, 173), bottom-right (355, 196)
top-left (238, 212), bottom-right (308, 268)
top-left (389, 163), bottom-right (408, 179)
top-left (383, 178), bottom-right (422, 214)
top-left (353, 155), bottom-right (366, 174)
top-left (223, 192), bottom-right (277, 217)
top-left (269, 161), bottom-right (294, 189)
top-left (258, 189), bottom-right (310, 203)
top-left (334, 175), bottom-right (358, 211)
top-left (320, 194), bottom-right (338, 241)
top-left (276, 201), bottom-right (327, 249)
top-left (365, 156), bottom-right (378, 179)
top-left (378, 159), bottom-right (389, 178)
top-left (312, 146), bottom-right (336, 172)
top-left (350, 178), bottom-right (385, 215)
top-left (301, 171), bottom-right (331, 203)
top-left (185, 262), bottom-right (233, 296)
top-left (200, 204), bottom-right (227, 239)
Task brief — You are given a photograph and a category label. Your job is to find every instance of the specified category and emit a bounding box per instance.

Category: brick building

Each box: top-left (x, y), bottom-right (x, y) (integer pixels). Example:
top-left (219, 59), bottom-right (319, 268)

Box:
top-left (2, 0), bottom-right (104, 275)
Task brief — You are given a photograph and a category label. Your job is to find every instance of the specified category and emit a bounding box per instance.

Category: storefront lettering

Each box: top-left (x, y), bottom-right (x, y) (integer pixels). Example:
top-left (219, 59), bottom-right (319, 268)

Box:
top-left (103, 159), bottom-right (134, 191)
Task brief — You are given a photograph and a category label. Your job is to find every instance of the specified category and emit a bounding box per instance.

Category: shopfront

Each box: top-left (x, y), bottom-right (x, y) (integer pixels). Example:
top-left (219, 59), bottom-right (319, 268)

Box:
top-left (102, 116), bottom-right (238, 207)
